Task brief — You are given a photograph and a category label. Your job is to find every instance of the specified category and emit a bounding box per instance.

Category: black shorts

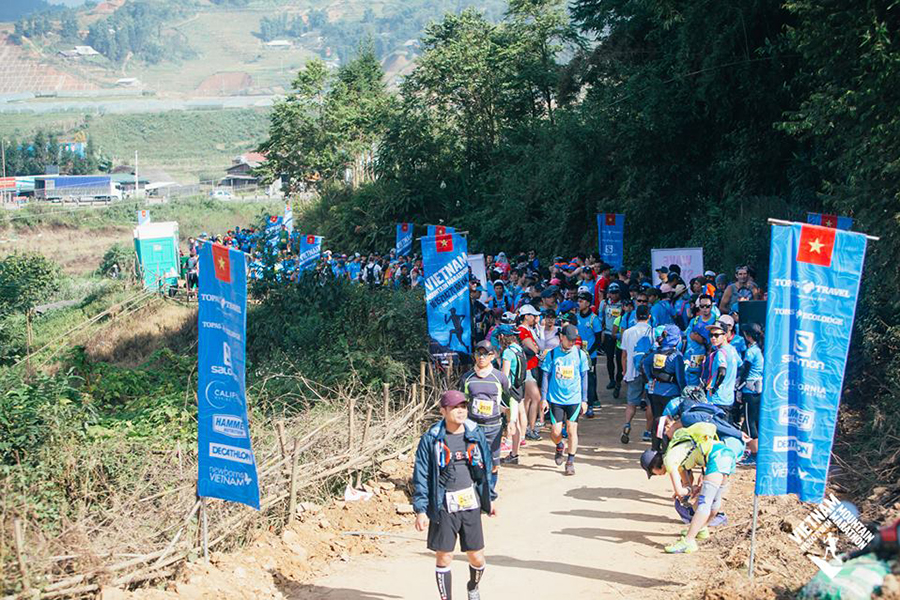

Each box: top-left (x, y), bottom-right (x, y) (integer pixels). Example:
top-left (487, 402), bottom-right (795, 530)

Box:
top-left (427, 508), bottom-right (484, 552)
top-left (549, 402), bottom-right (581, 424)
top-left (478, 423), bottom-right (502, 462)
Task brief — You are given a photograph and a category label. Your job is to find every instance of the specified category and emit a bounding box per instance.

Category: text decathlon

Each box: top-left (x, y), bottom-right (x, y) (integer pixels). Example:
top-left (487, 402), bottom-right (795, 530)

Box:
top-left (773, 436), bottom-right (814, 459)
top-left (424, 255), bottom-right (468, 297)
top-left (212, 414), bottom-right (247, 438)
top-left (208, 466), bottom-right (252, 487)
top-left (209, 442), bottom-right (254, 465)
top-left (199, 294), bottom-right (242, 314)
top-left (781, 353), bottom-right (826, 371)
top-left (778, 405), bottom-right (815, 431)
top-left (771, 279), bottom-right (851, 298)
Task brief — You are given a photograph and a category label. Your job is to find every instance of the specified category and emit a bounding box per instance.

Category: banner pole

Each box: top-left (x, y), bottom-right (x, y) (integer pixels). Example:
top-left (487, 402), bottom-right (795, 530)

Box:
top-left (201, 497), bottom-right (209, 563)
top-left (748, 494), bottom-right (759, 581)
top-left (766, 218), bottom-right (880, 241)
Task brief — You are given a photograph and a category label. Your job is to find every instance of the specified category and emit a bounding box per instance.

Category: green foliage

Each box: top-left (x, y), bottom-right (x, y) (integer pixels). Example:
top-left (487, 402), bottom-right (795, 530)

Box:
top-left (98, 242), bottom-right (136, 279)
top-left (0, 252), bottom-right (61, 315)
top-left (85, 1), bottom-right (196, 64)
top-left (248, 275), bottom-right (427, 388)
top-left (257, 47), bottom-right (396, 190)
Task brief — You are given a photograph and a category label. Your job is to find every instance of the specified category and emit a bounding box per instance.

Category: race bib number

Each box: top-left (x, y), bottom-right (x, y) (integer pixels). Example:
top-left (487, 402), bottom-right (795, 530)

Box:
top-left (653, 354), bottom-right (667, 369)
top-left (690, 354), bottom-right (705, 368)
top-left (446, 486), bottom-right (480, 513)
top-left (557, 365), bottom-right (575, 380)
top-left (474, 399), bottom-right (495, 417)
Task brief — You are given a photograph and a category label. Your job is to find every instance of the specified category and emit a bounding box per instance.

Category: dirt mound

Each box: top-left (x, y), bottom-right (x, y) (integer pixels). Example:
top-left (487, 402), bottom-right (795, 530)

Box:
top-left (102, 457), bottom-right (415, 599)
top-left (195, 72), bottom-right (253, 95)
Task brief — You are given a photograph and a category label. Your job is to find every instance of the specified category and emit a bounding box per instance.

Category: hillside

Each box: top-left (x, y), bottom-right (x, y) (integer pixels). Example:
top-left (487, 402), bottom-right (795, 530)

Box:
top-left (0, 0), bottom-right (508, 98)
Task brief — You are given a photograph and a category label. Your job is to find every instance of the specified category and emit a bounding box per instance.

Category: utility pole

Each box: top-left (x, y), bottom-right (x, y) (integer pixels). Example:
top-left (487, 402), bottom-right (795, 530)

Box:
top-left (134, 150), bottom-right (139, 199)
top-left (1, 138), bottom-right (6, 178)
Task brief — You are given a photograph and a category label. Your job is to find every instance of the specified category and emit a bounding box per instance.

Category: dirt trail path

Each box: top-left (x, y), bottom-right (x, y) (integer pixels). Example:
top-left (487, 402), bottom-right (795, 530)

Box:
top-left (291, 395), bottom-right (692, 600)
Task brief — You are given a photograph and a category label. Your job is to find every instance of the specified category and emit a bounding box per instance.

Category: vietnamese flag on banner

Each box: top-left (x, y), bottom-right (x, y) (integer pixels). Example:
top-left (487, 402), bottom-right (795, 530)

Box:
top-left (435, 234), bottom-right (454, 253)
top-left (796, 224), bottom-right (836, 267)
top-left (212, 243), bottom-right (232, 283)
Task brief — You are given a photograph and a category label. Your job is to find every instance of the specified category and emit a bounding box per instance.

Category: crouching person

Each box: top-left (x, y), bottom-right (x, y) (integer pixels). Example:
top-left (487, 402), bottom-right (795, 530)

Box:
top-left (413, 390), bottom-right (496, 599)
top-left (640, 422), bottom-right (737, 554)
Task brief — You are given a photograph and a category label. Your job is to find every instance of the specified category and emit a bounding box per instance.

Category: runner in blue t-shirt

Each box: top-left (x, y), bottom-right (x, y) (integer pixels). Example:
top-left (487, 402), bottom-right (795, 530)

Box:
top-left (704, 322), bottom-right (740, 409)
top-left (575, 291), bottom-right (602, 416)
top-left (540, 325), bottom-right (590, 476)
top-left (685, 294), bottom-right (717, 385)
top-left (738, 323), bottom-right (764, 465)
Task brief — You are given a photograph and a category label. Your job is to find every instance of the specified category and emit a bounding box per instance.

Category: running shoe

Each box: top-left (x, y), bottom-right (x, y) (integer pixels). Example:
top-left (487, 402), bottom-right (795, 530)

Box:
top-left (467, 588), bottom-right (481, 600)
top-left (642, 430), bottom-right (652, 442)
top-left (613, 384), bottom-right (621, 399)
top-left (554, 443), bottom-right (565, 466)
top-left (525, 429), bottom-right (541, 441)
top-left (536, 420), bottom-right (545, 428)
top-left (738, 453), bottom-right (757, 467)
top-left (680, 527), bottom-right (710, 540)
top-left (500, 454), bottom-right (519, 465)
top-left (621, 423), bottom-right (631, 444)
top-left (564, 461), bottom-right (575, 476)
top-left (500, 439), bottom-right (512, 454)
top-left (585, 406), bottom-right (595, 419)
top-left (605, 381), bottom-right (616, 390)
top-left (665, 538), bottom-right (698, 554)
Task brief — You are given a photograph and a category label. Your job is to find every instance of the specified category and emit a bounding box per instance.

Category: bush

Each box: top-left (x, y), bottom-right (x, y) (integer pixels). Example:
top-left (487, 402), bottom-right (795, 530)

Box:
top-left (98, 242), bottom-right (136, 279)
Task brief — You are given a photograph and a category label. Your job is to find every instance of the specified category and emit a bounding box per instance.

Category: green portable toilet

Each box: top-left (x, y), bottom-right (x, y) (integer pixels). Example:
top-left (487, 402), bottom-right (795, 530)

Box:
top-left (134, 221), bottom-right (180, 290)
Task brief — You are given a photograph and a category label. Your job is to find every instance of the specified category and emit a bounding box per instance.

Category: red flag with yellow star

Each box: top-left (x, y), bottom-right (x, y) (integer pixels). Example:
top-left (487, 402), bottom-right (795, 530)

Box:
top-left (796, 224), bottom-right (835, 267)
top-left (212, 243), bottom-right (232, 283)
top-left (435, 234), bottom-right (453, 253)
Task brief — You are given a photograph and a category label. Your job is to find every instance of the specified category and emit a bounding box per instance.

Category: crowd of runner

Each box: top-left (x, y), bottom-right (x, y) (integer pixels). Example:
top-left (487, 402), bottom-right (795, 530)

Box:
top-left (188, 229), bottom-right (768, 597)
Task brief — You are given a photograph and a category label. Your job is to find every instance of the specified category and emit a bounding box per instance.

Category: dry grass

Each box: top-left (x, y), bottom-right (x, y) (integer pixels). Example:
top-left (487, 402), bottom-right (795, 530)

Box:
top-left (0, 224), bottom-right (132, 275)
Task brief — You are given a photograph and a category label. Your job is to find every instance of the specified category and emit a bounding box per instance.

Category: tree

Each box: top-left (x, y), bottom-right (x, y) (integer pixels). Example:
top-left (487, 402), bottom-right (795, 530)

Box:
top-left (61, 13), bottom-right (79, 39)
top-left (0, 253), bottom-right (61, 362)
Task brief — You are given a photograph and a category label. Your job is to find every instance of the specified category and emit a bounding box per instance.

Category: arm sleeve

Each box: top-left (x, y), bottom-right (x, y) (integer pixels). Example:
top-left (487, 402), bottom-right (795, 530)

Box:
top-left (412, 436), bottom-right (431, 515)
top-left (710, 366), bottom-right (727, 394)
top-left (541, 370), bottom-right (549, 401)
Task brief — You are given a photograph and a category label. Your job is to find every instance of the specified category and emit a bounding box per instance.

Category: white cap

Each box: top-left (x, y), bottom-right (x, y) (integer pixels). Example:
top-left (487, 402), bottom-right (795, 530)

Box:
top-left (518, 304), bottom-right (540, 317)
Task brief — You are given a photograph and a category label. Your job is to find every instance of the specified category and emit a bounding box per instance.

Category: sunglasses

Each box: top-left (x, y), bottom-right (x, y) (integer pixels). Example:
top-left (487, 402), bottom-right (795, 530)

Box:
top-left (476, 351), bottom-right (493, 358)
top-left (699, 304), bottom-right (712, 308)
top-left (636, 299), bottom-right (648, 304)
top-left (710, 332), bottom-right (725, 338)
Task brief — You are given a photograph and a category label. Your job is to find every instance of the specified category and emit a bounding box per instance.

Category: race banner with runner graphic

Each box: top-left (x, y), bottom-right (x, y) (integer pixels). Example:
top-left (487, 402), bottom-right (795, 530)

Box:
top-left (396, 222), bottom-right (413, 256)
top-left (755, 222), bottom-right (867, 503)
top-left (137, 209), bottom-right (150, 225)
top-left (427, 225), bottom-right (454, 237)
top-left (284, 202), bottom-right (293, 234)
top-left (265, 215), bottom-right (282, 246)
top-left (197, 242), bottom-right (259, 510)
top-left (807, 212), bottom-right (853, 231)
top-left (597, 213), bottom-right (624, 269)
top-left (297, 234), bottom-right (322, 272)
top-left (422, 233), bottom-right (471, 355)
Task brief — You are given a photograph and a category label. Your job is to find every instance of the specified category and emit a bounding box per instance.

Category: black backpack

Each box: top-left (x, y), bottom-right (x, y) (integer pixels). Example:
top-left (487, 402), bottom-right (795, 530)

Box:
top-left (507, 345), bottom-right (527, 401)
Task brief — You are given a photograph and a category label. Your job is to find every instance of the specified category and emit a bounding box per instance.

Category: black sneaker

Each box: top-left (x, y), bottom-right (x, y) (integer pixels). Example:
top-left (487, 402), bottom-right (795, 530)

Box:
top-left (605, 381), bottom-right (616, 390)
top-left (613, 383), bottom-right (621, 399)
top-left (621, 423), bottom-right (631, 444)
top-left (500, 454), bottom-right (519, 465)
top-left (554, 443), bottom-right (565, 466)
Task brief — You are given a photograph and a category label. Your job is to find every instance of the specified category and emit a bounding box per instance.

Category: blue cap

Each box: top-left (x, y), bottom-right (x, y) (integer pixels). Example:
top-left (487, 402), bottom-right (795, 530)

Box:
top-left (497, 324), bottom-right (516, 336)
top-left (558, 300), bottom-right (577, 313)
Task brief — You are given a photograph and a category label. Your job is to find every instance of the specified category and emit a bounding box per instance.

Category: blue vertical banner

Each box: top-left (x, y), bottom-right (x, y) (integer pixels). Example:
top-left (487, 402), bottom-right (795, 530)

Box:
top-left (755, 223), bottom-right (867, 503)
top-left (396, 222), bottom-right (413, 256)
top-left (807, 212), bottom-right (853, 231)
top-left (265, 215), bottom-right (283, 246)
top-left (297, 234), bottom-right (322, 272)
top-left (422, 233), bottom-right (471, 355)
top-left (137, 209), bottom-right (150, 225)
top-left (284, 202), bottom-right (293, 234)
top-left (427, 225), bottom-right (454, 237)
top-left (197, 242), bottom-right (260, 510)
top-left (597, 213), bottom-right (625, 269)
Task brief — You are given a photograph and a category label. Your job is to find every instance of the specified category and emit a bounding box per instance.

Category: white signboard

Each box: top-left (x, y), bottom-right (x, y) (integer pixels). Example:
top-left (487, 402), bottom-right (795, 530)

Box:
top-left (651, 247), bottom-right (704, 286)
top-left (467, 253), bottom-right (489, 303)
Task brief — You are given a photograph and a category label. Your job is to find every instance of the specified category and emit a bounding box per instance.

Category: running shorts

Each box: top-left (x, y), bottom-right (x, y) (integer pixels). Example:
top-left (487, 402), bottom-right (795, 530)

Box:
top-left (427, 508), bottom-right (484, 552)
top-left (706, 446), bottom-right (737, 476)
top-left (549, 402), bottom-right (581, 425)
top-left (625, 379), bottom-right (644, 406)
top-left (479, 423), bottom-right (502, 462)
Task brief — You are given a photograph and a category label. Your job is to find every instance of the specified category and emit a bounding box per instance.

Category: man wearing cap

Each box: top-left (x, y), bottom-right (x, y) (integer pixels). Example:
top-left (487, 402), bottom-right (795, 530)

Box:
top-left (576, 291), bottom-right (603, 416)
top-left (592, 263), bottom-right (612, 313)
top-left (641, 324), bottom-right (686, 450)
top-left (541, 324), bottom-right (591, 475)
top-left (598, 281), bottom-right (624, 396)
top-left (413, 390), bottom-right (494, 600)
top-left (703, 320), bottom-right (741, 416)
top-left (459, 341), bottom-right (511, 499)
top-left (498, 325), bottom-right (527, 464)
top-left (651, 284), bottom-right (676, 326)
top-left (540, 285), bottom-right (559, 313)
top-left (685, 294), bottom-right (717, 386)
top-left (655, 265), bottom-right (669, 284)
